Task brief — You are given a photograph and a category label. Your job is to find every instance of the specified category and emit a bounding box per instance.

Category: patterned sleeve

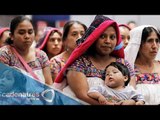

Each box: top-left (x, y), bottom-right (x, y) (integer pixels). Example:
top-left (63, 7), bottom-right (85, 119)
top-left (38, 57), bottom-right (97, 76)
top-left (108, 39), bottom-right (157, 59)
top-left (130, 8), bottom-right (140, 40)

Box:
top-left (37, 50), bottom-right (50, 68)
top-left (117, 58), bottom-right (135, 77)
top-left (0, 46), bottom-right (12, 65)
top-left (50, 57), bottom-right (63, 75)
top-left (124, 59), bottom-right (135, 77)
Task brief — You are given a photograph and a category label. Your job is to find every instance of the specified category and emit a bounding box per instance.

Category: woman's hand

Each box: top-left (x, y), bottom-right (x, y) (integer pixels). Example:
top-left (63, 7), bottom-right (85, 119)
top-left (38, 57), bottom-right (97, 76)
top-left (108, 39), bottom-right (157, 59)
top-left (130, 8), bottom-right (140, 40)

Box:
top-left (98, 97), bottom-right (115, 105)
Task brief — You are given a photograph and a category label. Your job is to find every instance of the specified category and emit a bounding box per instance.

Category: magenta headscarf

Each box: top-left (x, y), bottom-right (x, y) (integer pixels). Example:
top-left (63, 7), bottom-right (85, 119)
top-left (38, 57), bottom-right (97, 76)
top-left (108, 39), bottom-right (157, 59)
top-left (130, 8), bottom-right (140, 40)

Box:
top-left (118, 24), bottom-right (131, 31)
top-left (36, 27), bottom-right (62, 50)
top-left (0, 27), bottom-right (10, 37)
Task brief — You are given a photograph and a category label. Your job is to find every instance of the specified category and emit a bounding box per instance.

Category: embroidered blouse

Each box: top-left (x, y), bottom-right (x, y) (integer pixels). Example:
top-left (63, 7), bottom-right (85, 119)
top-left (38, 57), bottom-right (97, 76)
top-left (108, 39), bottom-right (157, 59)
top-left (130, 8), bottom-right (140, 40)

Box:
top-left (66, 55), bottom-right (135, 79)
top-left (135, 62), bottom-right (160, 84)
top-left (0, 45), bottom-right (50, 83)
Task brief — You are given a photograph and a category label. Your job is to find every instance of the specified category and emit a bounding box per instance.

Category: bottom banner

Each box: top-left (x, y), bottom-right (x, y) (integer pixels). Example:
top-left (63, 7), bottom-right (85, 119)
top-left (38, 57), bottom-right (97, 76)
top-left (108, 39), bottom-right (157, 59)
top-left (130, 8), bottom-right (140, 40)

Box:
top-left (0, 63), bottom-right (88, 105)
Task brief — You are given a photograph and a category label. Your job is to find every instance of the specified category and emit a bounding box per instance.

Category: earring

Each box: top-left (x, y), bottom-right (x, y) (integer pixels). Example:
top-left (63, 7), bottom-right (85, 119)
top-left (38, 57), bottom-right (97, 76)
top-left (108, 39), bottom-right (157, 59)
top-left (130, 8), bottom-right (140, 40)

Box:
top-left (66, 48), bottom-right (69, 51)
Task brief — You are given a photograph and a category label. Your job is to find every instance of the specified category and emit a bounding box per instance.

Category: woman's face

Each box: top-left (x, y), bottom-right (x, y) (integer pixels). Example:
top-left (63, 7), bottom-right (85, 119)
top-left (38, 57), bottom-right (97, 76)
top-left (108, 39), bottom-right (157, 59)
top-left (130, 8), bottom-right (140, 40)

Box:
top-left (0, 70), bottom-right (15, 92)
top-left (119, 26), bottom-right (130, 48)
top-left (139, 31), bottom-right (160, 59)
top-left (46, 32), bottom-right (63, 57)
top-left (10, 20), bottom-right (35, 50)
top-left (64, 23), bottom-right (85, 52)
top-left (95, 26), bottom-right (117, 56)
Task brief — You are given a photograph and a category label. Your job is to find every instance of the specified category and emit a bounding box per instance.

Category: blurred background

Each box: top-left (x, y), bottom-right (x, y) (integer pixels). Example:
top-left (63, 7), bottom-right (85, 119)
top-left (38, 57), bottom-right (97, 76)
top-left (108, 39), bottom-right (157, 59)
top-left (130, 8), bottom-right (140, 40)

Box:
top-left (1, 15), bottom-right (160, 32)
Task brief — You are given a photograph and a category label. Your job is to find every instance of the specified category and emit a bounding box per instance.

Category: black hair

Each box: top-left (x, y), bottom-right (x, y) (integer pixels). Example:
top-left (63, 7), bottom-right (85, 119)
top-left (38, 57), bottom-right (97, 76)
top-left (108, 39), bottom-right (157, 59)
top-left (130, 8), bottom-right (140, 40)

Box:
top-left (102, 62), bottom-right (130, 86)
top-left (62, 20), bottom-right (87, 41)
top-left (5, 15), bottom-right (34, 45)
top-left (141, 26), bottom-right (160, 43)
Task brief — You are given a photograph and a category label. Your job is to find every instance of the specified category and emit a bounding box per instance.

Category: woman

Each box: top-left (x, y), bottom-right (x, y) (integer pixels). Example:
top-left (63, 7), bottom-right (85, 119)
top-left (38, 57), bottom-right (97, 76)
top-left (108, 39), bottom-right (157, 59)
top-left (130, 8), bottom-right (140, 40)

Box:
top-left (54, 15), bottom-right (136, 105)
top-left (125, 25), bottom-right (160, 105)
top-left (0, 16), bottom-right (53, 85)
top-left (119, 24), bottom-right (131, 48)
top-left (0, 27), bottom-right (10, 47)
top-left (36, 27), bottom-right (63, 60)
top-left (50, 20), bottom-right (87, 81)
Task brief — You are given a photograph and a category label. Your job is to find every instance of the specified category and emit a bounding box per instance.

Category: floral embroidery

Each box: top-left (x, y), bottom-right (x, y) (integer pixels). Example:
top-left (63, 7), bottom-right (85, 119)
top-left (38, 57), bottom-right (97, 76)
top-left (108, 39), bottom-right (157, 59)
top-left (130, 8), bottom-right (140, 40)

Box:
top-left (135, 65), bottom-right (160, 84)
top-left (68, 55), bottom-right (134, 78)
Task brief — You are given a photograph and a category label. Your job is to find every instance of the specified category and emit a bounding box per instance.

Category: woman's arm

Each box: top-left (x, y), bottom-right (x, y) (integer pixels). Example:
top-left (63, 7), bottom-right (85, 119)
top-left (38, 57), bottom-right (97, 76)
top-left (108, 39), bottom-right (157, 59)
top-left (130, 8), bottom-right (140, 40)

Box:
top-left (88, 92), bottom-right (102, 100)
top-left (50, 58), bottom-right (62, 82)
top-left (129, 76), bottom-right (136, 88)
top-left (67, 70), bottom-right (100, 105)
top-left (124, 59), bottom-right (136, 88)
top-left (38, 50), bottom-right (53, 86)
top-left (88, 92), bottom-right (113, 105)
top-left (43, 66), bottom-right (53, 85)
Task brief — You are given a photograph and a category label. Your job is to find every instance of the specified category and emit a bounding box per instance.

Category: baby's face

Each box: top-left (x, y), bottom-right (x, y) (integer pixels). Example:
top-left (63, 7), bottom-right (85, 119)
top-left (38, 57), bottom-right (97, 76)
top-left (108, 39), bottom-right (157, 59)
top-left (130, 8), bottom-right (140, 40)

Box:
top-left (105, 66), bottom-right (125, 90)
top-left (0, 70), bottom-right (15, 92)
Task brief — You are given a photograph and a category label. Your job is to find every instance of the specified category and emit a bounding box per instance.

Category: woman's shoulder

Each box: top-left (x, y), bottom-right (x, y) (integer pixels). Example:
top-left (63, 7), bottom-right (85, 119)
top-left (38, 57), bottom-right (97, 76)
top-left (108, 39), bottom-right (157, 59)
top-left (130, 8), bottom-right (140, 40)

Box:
top-left (0, 45), bottom-right (14, 56)
top-left (50, 54), bottom-right (66, 68)
top-left (50, 53), bottom-right (64, 61)
top-left (35, 48), bottom-right (48, 57)
top-left (0, 45), bottom-right (11, 51)
top-left (74, 55), bottom-right (91, 65)
top-left (69, 55), bottom-right (91, 68)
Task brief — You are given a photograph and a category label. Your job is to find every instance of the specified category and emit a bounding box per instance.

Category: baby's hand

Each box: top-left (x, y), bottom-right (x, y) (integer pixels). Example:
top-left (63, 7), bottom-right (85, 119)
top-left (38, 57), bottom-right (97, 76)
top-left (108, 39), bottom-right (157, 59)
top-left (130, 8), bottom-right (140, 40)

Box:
top-left (116, 100), bottom-right (136, 105)
top-left (98, 97), bottom-right (114, 105)
top-left (136, 101), bottom-right (145, 105)
top-left (114, 101), bottom-right (123, 105)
